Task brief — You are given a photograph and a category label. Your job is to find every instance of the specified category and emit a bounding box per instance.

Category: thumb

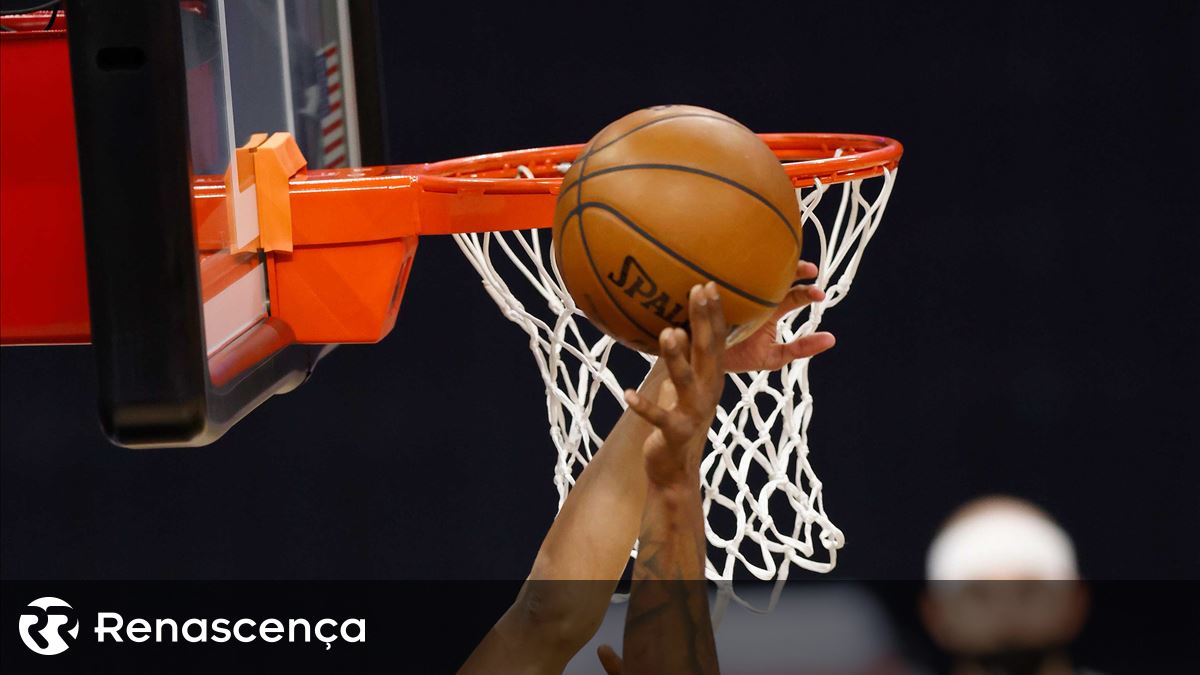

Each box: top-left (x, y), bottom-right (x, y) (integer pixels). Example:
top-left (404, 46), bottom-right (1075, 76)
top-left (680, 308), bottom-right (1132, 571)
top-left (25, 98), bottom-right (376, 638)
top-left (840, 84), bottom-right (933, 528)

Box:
top-left (597, 644), bottom-right (623, 675)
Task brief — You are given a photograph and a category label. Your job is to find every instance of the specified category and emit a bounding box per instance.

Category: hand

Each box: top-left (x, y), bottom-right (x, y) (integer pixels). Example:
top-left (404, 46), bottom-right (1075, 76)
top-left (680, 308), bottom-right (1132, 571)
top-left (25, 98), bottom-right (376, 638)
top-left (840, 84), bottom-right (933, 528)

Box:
top-left (624, 283), bottom-right (727, 488)
top-left (723, 260), bottom-right (835, 373)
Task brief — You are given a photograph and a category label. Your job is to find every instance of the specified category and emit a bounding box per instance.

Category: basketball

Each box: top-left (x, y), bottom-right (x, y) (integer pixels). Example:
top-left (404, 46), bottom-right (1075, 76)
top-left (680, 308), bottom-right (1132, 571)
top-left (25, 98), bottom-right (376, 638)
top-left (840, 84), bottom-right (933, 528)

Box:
top-left (551, 105), bottom-right (801, 354)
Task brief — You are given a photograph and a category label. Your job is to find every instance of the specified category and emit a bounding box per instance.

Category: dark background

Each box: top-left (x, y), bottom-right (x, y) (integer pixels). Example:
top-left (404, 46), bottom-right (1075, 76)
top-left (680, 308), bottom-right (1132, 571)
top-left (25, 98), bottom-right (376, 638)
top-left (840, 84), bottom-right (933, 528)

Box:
top-left (3, 0), bottom-right (1197, 588)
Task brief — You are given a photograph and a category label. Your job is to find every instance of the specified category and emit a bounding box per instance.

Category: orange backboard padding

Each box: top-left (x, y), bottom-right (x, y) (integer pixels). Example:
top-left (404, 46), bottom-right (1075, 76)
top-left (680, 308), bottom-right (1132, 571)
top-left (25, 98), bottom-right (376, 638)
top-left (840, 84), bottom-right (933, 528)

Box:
top-left (0, 27), bottom-right (90, 345)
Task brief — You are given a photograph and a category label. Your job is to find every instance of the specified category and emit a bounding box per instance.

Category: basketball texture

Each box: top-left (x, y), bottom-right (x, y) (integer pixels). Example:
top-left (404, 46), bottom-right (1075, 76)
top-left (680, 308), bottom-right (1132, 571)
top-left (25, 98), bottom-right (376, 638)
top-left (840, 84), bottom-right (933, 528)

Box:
top-left (552, 105), bottom-right (801, 354)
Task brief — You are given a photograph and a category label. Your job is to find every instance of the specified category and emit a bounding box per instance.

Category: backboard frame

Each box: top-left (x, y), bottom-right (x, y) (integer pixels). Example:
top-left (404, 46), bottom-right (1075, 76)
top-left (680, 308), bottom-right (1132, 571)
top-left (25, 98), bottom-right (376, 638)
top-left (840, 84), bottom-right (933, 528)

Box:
top-left (64, 0), bottom-right (326, 447)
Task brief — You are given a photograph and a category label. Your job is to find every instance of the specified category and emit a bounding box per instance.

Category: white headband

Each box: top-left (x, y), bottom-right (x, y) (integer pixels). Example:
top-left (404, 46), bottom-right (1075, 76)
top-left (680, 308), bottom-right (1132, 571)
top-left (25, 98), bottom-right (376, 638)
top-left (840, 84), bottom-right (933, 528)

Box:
top-left (926, 506), bottom-right (1079, 581)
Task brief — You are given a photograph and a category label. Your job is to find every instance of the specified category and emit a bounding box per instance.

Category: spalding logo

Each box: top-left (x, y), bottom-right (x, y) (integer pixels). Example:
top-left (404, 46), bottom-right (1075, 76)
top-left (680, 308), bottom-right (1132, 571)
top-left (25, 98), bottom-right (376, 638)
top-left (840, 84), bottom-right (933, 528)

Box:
top-left (607, 255), bottom-right (686, 324)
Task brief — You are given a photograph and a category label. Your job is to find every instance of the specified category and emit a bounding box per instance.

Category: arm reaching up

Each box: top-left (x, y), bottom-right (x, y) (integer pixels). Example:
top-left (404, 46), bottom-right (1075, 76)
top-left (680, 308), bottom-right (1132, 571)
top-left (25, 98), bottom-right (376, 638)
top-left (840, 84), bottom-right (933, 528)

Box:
top-left (611, 282), bottom-right (730, 675)
top-left (463, 262), bottom-right (833, 675)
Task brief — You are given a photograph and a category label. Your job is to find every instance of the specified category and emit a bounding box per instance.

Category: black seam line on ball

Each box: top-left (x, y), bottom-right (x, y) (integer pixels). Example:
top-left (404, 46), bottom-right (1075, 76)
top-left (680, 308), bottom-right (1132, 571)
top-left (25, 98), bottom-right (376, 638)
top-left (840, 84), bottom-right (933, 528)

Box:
top-left (562, 163), bottom-right (800, 248)
top-left (578, 113), bottom-right (749, 163)
top-left (576, 207), bottom-right (661, 341)
top-left (555, 113), bottom-right (738, 208)
top-left (563, 138), bottom-right (593, 265)
top-left (568, 201), bottom-right (780, 309)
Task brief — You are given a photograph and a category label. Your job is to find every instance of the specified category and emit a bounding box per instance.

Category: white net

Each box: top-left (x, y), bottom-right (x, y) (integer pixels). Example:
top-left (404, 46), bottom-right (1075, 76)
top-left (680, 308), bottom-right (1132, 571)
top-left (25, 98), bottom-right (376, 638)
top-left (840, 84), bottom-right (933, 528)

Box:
top-left (453, 160), bottom-right (897, 584)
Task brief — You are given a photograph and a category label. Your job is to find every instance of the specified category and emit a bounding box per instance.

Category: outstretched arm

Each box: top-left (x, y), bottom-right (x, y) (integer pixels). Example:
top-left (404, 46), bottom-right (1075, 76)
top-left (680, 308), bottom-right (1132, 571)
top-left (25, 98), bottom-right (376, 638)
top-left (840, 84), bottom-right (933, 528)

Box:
top-left (614, 283), bottom-right (727, 675)
top-left (459, 360), bottom-right (670, 675)
top-left (462, 263), bottom-right (832, 675)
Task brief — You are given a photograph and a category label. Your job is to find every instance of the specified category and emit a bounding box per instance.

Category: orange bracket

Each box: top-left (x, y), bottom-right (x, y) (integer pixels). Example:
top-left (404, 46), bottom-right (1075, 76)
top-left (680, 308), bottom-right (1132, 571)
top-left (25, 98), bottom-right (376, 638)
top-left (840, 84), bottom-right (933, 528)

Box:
top-left (228, 132), bottom-right (305, 253)
top-left (252, 132), bottom-right (306, 253)
top-left (204, 131), bottom-right (419, 345)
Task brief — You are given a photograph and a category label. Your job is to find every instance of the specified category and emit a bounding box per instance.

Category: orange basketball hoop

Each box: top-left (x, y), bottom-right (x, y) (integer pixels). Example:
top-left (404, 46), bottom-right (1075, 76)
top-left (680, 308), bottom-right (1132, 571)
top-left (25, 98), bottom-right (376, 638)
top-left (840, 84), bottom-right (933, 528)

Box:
top-left (404, 133), bottom-right (901, 233)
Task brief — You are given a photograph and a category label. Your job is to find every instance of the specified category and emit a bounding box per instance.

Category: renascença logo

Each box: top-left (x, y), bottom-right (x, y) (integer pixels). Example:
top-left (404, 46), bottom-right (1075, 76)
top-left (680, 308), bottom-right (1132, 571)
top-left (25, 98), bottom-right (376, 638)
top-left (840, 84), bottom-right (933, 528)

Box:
top-left (18, 597), bottom-right (79, 656)
top-left (16, 599), bottom-right (364, 653)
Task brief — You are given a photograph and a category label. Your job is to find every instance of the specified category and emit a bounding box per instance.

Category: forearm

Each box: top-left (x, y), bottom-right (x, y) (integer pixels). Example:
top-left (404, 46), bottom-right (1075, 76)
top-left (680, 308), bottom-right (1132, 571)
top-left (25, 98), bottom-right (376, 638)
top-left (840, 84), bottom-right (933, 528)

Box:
top-left (460, 362), bottom-right (671, 674)
top-left (632, 485), bottom-right (707, 581)
top-left (528, 359), bottom-right (669, 581)
top-left (622, 478), bottom-right (718, 674)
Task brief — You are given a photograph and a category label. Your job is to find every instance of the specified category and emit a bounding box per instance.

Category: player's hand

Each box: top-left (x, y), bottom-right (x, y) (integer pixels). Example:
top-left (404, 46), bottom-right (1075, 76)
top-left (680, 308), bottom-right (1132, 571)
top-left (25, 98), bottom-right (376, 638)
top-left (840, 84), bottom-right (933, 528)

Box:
top-left (722, 260), bottom-right (835, 373)
top-left (624, 283), bottom-right (726, 488)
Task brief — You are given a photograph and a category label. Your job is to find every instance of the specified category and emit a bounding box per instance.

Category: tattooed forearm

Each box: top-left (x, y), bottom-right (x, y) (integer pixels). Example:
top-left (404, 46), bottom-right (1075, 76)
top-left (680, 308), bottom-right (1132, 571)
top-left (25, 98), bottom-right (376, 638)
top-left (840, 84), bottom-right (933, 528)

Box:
top-left (615, 287), bottom-right (729, 674)
top-left (622, 487), bottom-right (719, 674)
top-left (625, 577), bottom-right (717, 674)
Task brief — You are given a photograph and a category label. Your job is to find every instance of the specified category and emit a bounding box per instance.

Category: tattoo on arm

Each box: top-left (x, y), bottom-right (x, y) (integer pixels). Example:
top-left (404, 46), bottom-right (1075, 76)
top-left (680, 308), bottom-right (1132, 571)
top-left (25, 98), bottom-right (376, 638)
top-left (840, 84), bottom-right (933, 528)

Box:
top-left (622, 496), bottom-right (720, 674)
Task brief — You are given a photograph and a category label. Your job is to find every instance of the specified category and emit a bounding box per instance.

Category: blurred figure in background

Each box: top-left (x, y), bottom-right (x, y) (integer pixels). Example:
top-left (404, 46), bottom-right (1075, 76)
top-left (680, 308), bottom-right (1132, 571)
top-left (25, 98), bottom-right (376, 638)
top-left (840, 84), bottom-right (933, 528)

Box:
top-left (920, 496), bottom-right (1103, 675)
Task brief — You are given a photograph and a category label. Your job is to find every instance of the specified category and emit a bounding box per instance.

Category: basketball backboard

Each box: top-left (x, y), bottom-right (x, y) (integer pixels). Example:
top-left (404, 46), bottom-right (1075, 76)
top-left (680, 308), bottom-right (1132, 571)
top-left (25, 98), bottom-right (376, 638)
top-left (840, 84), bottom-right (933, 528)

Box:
top-left (0, 1), bottom-right (383, 446)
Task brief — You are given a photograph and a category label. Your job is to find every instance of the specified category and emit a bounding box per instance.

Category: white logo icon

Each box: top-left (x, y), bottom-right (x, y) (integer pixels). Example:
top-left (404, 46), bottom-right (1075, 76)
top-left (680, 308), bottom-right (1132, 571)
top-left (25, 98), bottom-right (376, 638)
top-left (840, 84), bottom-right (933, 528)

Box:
top-left (18, 597), bottom-right (79, 656)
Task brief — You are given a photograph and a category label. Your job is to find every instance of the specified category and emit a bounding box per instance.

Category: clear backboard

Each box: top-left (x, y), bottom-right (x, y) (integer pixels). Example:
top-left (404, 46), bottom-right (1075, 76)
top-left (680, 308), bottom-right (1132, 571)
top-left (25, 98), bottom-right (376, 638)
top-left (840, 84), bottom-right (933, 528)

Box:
top-left (57, 0), bottom-right (380, 446)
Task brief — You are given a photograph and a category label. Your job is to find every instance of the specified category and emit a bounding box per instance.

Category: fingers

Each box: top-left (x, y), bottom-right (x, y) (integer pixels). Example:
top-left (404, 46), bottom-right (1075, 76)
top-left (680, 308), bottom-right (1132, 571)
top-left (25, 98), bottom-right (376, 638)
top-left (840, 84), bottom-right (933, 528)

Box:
top-left (688, 284), bottom-right (714, 357)
top-left (704, 282), bottom-right (728, 341)
top-left (656, 379), bottom-right (679, 410)
top-left (597, 644), bottom-right (624, 675)
top-left (688, 283), bottom-right (728, 364)
top-left (787, 331), bottom-right (835, 359)
top-left (752, 332), bottom-right (835, 371)
top-left (659, 327), bottom-right (695, 395)
top-left (772, 282), bottom-right (826, 321)
top-left (795, 259), bottom-right (819, 281)
top-left (624, 388), bottom-right (670, 427)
